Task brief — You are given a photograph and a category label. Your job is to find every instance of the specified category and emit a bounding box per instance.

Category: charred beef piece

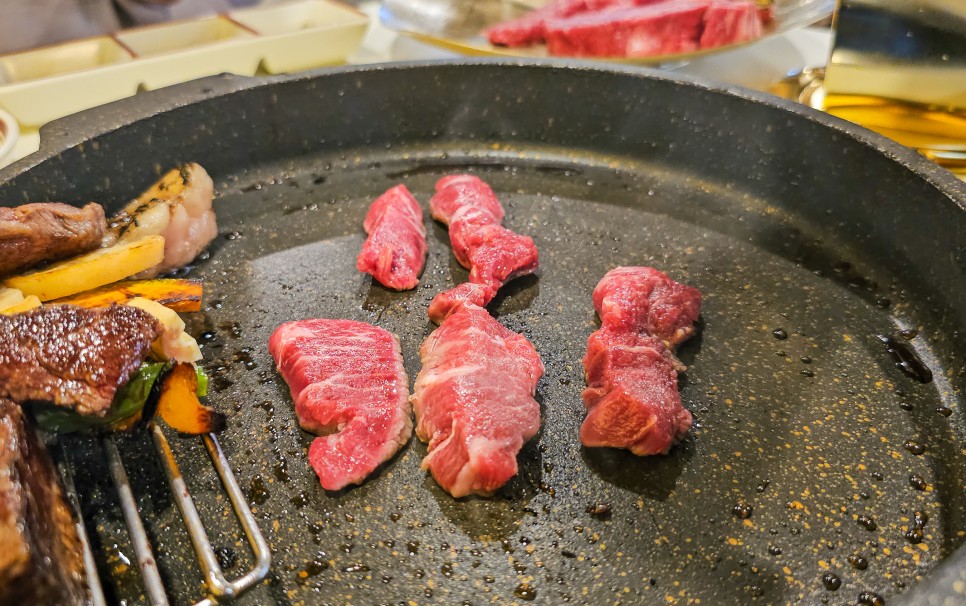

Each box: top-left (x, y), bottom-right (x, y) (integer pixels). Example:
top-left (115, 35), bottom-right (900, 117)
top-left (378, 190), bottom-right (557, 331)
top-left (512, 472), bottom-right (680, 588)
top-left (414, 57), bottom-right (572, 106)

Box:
top-left (0, 305), bottom-right (162, 416)
top-left (0, 399), bottom-right (89, 605)
top-left (0, 202), bottom-right (107, 278)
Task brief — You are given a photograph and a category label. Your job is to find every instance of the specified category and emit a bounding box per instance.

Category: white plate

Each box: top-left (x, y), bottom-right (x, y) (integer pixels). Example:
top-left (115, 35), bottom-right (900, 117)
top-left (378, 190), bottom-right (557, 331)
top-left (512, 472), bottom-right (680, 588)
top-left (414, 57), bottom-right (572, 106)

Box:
top-left (0, 107), bottom-right (19, 165)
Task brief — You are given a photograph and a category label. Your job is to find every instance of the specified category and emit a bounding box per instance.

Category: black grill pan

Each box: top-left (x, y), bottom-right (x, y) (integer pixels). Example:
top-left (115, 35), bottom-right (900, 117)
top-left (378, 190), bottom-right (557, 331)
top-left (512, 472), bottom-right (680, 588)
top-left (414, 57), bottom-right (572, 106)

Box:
top-left (0, 61), bottom-right (963, 606)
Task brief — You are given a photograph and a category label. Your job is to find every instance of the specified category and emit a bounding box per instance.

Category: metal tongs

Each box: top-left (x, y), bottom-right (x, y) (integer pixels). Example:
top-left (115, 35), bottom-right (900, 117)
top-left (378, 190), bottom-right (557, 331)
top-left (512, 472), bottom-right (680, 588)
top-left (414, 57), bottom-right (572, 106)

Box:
top-left (61, 426), bottom-right (270, 606)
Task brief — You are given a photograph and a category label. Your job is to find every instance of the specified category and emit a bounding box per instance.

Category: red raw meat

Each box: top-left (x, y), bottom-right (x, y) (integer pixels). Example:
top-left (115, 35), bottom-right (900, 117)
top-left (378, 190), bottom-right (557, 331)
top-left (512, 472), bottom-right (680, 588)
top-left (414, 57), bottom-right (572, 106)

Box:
top-left (544, 0), bottom-right (710, 57)
top-left (412, 304), bottom-right (544, 497)
top-left (581, 267), bottom-right (701, 455)
top-left (592, 266), bottom-right (702, 348)
top-left (486, 0), bottom-right (668, 47)
top-left (428, 282), bottom-right (495, 320)
top-left (356, 184), bottom-right (427, 290)
top-left (699, 0), bottom-right (763, 49)
top-left (430, 174), bottom-right (505, 226)
top-left (428, 175), bottom-right (539, 323)
top-left (269, 319), bottom-right (412, 491)
top-left (487, 0), bottom-right (623, 47)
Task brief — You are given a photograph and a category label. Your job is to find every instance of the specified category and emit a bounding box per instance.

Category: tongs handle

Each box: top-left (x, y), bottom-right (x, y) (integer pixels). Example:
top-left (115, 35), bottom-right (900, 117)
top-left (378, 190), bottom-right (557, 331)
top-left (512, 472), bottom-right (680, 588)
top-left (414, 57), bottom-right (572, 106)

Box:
top-left (150, 424), bottom-right (271, 603)
top-left (100, 425), bottom-right (270, 605)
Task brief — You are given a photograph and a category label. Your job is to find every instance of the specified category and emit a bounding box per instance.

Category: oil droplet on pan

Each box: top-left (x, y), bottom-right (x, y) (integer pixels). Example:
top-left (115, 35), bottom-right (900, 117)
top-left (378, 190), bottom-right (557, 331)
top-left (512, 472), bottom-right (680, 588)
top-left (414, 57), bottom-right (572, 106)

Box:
top-left (514, 583), bottom-right (538, 601)
top-left (732, 502), bottom-right (753, 519)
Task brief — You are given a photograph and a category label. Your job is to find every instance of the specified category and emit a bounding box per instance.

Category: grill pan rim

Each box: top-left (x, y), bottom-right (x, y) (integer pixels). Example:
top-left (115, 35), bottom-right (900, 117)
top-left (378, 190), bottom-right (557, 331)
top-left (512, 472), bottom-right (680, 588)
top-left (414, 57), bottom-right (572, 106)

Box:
top-left (0, 58), bottom-right (964, 209)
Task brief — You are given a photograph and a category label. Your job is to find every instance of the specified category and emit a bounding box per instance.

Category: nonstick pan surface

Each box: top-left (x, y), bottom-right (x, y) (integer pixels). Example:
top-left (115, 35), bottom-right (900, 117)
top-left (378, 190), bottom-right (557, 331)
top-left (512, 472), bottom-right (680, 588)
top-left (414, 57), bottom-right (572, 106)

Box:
top-left (0, 62), bottom-right (963, 606)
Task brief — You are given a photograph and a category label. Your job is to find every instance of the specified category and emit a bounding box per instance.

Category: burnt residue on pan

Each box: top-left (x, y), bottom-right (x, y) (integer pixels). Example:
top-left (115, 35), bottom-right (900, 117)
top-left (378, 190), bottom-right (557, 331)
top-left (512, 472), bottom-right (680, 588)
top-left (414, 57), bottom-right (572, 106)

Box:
top-left (0, 63), bottom-right (963, 605)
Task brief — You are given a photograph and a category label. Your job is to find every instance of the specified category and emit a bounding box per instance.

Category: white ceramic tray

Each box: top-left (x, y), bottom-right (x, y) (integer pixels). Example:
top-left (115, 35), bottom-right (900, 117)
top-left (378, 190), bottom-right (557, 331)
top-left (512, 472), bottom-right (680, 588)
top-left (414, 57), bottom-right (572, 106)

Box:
top-left (0, 107), bottom-right (18, 164)
top-left (0, 0), bottom-right (368, 127)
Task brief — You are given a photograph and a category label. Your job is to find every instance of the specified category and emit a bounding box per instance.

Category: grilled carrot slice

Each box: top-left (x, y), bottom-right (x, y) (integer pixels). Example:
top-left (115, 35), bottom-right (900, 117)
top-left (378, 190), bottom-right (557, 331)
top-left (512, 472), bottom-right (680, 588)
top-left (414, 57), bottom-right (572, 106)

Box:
top-left (157, 363), bottom-right (225, 435)
top-left (52, 278), bottom-right (202, 312)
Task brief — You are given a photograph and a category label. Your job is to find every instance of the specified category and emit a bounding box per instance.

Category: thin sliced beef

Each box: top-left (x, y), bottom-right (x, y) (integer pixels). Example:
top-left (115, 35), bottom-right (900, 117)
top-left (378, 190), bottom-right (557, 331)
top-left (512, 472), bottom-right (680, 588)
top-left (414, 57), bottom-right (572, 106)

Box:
top-left (486, 0), bottom-right (621, 46)
top-left (486, 0), bottom-right (669, 46)
top-left (0, 399), bottom-right (89, 605)
top-left (268, 319), bottom-right (412, 491)
top-left (0, 202), bottom-right (106, 278)
top-left (699, 0), bottom-right (763, 49)
top-left (356, 184), bottom-right (427, 291)
top-left (412, 304), bottom-right (544, 498)
top-left (428, 175), bottom-right (539, 323)
top-left (492, 0), bottom-right (767, 57)
top-left (0, 305), bottom-right (162, 416)
top-left (581, 267), bottom-right (701, 455)
top-left (545, 0), bottom-right (709, 57)
top-left (428, 282), bottom-right (492, 317)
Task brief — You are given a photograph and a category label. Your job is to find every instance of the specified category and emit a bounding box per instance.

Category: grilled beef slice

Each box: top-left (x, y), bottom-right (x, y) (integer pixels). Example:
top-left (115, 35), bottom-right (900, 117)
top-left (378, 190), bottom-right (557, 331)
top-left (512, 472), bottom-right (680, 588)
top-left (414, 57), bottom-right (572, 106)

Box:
top-left (0, 399), bottom-right (89, 605)
top-left (0, 202), bottom-right (106, 278)
top-left (0, 305), bottom-right (162, 416)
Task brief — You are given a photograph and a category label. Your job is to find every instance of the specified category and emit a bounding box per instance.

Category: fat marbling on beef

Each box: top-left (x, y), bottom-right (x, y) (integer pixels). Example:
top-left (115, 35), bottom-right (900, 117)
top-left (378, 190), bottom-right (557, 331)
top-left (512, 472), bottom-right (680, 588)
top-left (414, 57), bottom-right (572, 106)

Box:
top-left (0, 399), bottom-right (89, 605)
top-left (427, 175), bottom-right (539, 323)
top-left (0, 202), bottom-right (106, 278)
top-left (412, 303), bottom-right (544, 498)
top-left (699, 0), bottom-right (763, 49)
top-left (544, 0), bottom-right (709, 57)
top-left (486, 0), bottom-right (633, 46)
top-left (0, 305), bottom-right (162, 416)
top-left (581, 267), bottom-right (701, 455)
top-left (488, 0), bottom-right (767, 58)
top-left (356, 184), bottom-right (427, 291)
top-left (269, 319), bottom-right (412, 491)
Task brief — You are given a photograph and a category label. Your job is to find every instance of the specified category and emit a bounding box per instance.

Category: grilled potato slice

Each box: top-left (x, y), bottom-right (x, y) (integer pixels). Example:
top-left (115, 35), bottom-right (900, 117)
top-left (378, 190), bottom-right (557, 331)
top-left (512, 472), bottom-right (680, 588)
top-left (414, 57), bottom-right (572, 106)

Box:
top-left (3, 235), bottom-right (164, 301)
top-left (0, 295), bottom-right (41, 315)
top-left (0, 287), bottom-right (25, 310)
top-left (125, 297), bottom-right (202, 363)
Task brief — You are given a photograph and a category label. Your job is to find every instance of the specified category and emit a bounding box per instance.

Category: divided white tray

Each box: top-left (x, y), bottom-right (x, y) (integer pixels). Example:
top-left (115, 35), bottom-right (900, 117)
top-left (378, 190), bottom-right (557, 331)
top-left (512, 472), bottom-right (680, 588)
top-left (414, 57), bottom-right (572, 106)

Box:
top-left (0, 0), bottom-right (368, 127)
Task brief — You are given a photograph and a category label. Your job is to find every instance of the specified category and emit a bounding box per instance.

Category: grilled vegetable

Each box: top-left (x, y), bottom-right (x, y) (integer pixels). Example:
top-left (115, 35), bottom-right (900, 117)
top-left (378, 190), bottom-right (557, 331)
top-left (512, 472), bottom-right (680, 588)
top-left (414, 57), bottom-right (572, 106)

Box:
top-left (3, 235), bottom-right (165, 301)
top-left (52, 278), bottom-right (202, 312)
top-left (0, 286), bottom-right (24, 309)
top-left (31, 362), bottom-right (168, 434)
top-left (157, 363), bottom-right (225, 434)
top-left (0, 295), bottom-right (41, 315)
top-left (125, 297), bottom-right (202, 363)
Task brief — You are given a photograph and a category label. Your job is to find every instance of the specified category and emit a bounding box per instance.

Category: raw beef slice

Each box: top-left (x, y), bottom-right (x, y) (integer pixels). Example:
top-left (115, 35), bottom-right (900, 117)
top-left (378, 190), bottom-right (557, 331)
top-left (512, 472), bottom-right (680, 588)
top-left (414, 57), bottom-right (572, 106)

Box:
top-left (412, 304), bottom-right (544, 497)
top-left (427, 175), bottom-right (538, 322)
top-left (269, 319), bottom-right (412, 490)
top-left (581, 266), bottom-right (701, 455)
top-left (699, 0), bottom-right (763, 49)
top-left (357, 184), bottom-right (427, 291)
top-left (544, 0), bottom-right (710, 57)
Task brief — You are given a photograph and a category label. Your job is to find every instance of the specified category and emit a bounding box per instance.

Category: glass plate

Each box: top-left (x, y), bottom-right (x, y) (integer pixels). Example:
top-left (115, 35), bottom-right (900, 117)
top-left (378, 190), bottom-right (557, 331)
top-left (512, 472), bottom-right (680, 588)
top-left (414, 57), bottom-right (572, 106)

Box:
top-left (380, 0), bottom-right (834, 66)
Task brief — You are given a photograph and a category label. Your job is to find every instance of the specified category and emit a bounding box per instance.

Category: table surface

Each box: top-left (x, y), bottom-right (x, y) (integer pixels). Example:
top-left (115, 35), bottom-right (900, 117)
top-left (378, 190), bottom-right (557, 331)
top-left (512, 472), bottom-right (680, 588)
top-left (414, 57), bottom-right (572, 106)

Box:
top-left (0, 1), bottom-right (832, 169)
